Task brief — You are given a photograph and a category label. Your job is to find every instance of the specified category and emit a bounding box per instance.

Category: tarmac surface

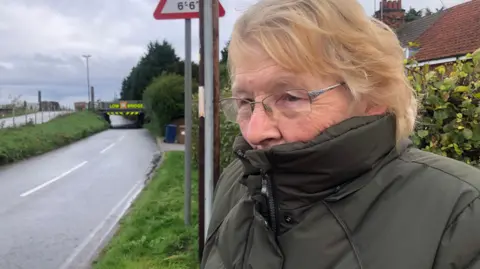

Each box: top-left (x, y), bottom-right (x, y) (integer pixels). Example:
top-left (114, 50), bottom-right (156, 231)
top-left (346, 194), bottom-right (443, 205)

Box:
top-left (0, 116), bottom-right (158, 269)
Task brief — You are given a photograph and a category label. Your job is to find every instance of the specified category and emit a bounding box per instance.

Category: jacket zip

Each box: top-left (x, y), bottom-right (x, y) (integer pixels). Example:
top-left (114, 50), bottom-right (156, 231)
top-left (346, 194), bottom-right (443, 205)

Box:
top-left (235, 150), bottom-right (278, 234)
top-left (261, 169), bottom-right (277, 235)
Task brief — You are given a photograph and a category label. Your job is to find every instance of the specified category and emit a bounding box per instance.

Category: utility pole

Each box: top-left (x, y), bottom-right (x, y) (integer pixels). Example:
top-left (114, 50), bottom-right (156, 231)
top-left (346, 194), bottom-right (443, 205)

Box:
top-left (198, 0), bottom-right (206, 260)
top-left (82, 55), bottom-right (91, 110)
top-left (90, 86), bottom-right (95, 110)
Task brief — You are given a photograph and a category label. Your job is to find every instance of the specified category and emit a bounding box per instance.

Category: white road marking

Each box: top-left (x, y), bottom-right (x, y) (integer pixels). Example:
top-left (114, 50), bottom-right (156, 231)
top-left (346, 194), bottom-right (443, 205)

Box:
top-left (59, 181), bottom-right (143, 269)
top-left (20, 161), bottom-right (88, 197)
top-left (100, 143), bottom-right (116, 154)
top-left (117, 135), bottom-right (125, 142)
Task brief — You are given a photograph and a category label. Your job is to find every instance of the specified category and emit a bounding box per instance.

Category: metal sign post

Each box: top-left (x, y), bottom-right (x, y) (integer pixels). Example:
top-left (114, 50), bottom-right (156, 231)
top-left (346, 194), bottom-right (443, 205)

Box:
top-left (203, 0), bottom-right (214, 242)
top-left (184, 18), bottom-right (193, 226)
top-left (153, 0), bottom-right (225, 258)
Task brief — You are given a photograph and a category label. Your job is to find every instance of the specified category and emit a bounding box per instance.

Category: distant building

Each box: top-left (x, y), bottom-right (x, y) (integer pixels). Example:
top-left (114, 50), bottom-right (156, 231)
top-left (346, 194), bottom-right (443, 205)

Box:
top-left (25, 102), bottom-right (40, 110)
top-left (74, 102), bottom-right (87, 111)
top-left (40, 101), bottom-right (60, 111)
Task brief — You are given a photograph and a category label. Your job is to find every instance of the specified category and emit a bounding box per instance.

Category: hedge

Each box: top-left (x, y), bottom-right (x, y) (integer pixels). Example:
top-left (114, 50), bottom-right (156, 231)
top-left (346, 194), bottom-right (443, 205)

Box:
top-left (191, 51), bottom-right (480, 171)
top-left (408, 51), bottom-right (480, 166)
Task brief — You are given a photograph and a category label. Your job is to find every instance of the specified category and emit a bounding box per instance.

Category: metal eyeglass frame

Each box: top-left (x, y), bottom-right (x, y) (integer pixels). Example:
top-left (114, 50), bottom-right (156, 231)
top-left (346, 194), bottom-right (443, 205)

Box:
top-left (220, 82), bottom-right (347, 115)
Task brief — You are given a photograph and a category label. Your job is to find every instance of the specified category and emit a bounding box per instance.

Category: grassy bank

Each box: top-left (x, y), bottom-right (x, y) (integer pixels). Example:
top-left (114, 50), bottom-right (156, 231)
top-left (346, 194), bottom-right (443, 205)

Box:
top-left (0, 111), bottom-right (109, 165)
top-left (92, 151), bottom-right (199, 269)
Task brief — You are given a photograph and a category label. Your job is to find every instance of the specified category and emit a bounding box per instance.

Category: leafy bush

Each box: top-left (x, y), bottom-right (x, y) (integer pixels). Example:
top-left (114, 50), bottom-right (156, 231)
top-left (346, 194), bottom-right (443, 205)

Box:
top-left (0, 112), bottom-right (109, 165)
top-left (408, 50), bottom-right (480, 167)
top-left (143, 73), bottom-right (197, 136)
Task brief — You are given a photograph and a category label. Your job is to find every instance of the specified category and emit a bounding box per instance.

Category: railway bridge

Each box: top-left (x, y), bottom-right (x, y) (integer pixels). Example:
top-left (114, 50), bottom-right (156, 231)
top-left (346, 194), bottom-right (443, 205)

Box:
top-left (97, 100), bottom-right (145, 128)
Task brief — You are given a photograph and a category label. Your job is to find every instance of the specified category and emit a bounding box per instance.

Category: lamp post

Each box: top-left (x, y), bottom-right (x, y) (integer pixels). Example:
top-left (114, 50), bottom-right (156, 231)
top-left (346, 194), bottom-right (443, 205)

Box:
top-left (82, 55), bottom-right (91, 109)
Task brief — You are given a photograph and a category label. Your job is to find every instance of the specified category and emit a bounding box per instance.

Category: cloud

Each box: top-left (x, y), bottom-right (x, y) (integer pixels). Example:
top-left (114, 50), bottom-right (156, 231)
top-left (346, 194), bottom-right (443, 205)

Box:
top-left (0, 0), bottom-right (465, 106)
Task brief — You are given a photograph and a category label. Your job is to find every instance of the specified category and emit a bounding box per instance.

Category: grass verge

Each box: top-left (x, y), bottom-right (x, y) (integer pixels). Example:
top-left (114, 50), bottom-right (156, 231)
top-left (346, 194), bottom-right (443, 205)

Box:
top-left (92, 151), bottom-right (199, 269)
top-left (0, 111), bottom-right (109, 165)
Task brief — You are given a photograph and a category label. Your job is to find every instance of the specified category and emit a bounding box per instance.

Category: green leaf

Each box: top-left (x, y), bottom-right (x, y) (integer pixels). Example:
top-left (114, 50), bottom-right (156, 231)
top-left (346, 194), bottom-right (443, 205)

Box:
top-left (463, 128), bottom-right (473, 140)
top-left (454, 86), bottom-right (470, 93)
top-left (453, 143), bottom-right (463, 155)
top-left (434, 110), bottom-right (449, 121)
top-left (472, 125), bottom-right (480, 141)
top-left (417, 130), bottom-right (429, 138)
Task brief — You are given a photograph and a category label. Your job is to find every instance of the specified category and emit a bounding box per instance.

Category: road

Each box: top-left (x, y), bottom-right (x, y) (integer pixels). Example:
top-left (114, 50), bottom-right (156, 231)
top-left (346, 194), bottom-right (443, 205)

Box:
top-left (0, 116), bottom-right (159, 269)
top-left (0, 111), bottom-right (70, 128)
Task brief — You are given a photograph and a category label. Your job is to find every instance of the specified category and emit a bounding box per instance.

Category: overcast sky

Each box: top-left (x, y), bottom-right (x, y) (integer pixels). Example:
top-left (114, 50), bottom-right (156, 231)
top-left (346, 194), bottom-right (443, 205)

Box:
top-left (0, 0), bottom-right (467, 107)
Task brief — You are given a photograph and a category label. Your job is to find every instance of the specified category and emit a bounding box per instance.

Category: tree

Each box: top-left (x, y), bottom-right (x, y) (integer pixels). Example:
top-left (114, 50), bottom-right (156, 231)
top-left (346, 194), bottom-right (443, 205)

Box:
top-left (143, 73), bottom-right (198, 135)
top-left (404, 7), bottom-right (441, 23)
top-left (220, 40), bottom-right (230, 64)
top-left (119, 40), bottom-right (181, 101)
top-left (405, 8), bottom-right (423, 22)
top-left (424, 8), bottom-right (433, 16)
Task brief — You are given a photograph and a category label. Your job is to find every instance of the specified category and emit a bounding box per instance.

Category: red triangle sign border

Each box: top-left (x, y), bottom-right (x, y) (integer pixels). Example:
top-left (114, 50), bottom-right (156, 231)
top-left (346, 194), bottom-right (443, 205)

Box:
top-left (154, 0), bottom-right (226, 20)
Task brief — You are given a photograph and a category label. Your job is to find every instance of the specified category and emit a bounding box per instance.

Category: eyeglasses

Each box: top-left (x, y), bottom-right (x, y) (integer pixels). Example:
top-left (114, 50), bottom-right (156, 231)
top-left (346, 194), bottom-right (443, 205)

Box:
top-left (220, 82), bottom-right (346, 123)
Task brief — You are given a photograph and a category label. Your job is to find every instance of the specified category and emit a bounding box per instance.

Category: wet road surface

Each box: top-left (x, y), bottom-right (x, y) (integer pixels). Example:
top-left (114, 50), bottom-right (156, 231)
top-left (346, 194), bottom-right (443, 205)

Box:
top-left (0, 116), bottom-right (158, 269)
top-left (0, 111), bottom-right (71, 128)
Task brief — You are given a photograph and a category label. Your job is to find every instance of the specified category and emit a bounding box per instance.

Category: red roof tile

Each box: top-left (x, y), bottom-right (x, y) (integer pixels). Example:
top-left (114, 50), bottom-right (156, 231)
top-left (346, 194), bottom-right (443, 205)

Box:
top-left (414, 0), bottom-right (480, 61)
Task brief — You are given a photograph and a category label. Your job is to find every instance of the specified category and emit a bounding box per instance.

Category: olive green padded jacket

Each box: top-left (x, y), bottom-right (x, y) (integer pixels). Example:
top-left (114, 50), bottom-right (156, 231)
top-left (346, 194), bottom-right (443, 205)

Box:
top-left (201, 115), bottom-right (480, 269)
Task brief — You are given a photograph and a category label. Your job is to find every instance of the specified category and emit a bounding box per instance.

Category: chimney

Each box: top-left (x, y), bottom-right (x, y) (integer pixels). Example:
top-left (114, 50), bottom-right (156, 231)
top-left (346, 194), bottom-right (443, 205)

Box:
top-left (375, 0), bottom-right (405, 30)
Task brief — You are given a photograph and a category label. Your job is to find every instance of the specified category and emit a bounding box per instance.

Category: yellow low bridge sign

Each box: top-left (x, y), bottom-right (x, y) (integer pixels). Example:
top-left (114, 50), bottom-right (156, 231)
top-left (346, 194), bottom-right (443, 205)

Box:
top-left (108, 102), bottom-right (144, 109)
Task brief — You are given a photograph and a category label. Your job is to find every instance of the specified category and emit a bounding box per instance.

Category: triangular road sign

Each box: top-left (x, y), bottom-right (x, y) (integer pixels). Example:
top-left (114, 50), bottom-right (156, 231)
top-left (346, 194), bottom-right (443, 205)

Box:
top-left (154, 0), bottom-right (225, 20)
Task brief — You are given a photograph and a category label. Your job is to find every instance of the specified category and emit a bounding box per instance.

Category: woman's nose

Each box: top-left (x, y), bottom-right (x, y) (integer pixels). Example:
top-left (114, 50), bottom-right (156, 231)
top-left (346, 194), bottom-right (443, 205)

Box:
top-left (243, 107), bottom-right (281, 146)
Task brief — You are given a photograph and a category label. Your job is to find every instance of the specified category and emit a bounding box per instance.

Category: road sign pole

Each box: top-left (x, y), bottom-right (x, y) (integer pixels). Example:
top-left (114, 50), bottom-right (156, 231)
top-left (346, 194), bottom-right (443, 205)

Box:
top-left (184, 18), bottom-right (193, 226)
top-left (152, 0), bottom-right (226, 260)
top-left (203, 0), bottom-right (214, 240)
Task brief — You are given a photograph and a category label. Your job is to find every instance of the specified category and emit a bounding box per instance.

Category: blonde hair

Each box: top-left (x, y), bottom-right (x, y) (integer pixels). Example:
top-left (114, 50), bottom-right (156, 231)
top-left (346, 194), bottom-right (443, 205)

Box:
top-left (228, 0), bottom-right (418, 142)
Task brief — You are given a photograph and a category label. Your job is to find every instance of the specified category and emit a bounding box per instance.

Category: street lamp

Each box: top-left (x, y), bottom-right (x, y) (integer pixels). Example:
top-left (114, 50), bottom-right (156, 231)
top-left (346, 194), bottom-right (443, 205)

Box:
top-left (82, 54), bottom-right (91, 109)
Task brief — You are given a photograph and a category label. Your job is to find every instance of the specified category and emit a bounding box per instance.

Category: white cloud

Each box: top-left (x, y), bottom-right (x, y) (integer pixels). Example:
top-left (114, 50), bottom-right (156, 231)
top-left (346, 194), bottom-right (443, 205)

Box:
top-left (0, 0), bottom-right (466, 106)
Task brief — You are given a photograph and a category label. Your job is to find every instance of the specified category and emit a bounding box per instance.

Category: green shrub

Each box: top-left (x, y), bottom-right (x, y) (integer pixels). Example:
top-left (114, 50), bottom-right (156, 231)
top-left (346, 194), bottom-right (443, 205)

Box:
top-left (143, 73), bottom-right (197, 136)
top-left (0, 112), bottom-right (109, 165)
top-left (408, 51), bottom-right (480, 167)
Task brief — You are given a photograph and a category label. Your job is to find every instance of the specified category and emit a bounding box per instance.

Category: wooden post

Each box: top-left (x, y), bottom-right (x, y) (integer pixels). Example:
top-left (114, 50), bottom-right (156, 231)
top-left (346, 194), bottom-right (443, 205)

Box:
top-left (198, 0), bottom-right (206, 261)
top-left (212, 0), bottom-right (221, 188)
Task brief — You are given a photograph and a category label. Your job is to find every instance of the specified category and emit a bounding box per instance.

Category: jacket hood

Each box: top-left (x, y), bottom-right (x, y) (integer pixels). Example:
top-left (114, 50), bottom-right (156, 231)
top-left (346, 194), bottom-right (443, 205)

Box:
top-left (233, 114), bottom-right (409, 210)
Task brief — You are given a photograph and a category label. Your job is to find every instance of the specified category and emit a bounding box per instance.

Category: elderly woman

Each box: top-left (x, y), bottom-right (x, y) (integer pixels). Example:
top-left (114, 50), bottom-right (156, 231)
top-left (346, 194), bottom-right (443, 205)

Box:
top-left (201, 0), bottom-right (480, 268)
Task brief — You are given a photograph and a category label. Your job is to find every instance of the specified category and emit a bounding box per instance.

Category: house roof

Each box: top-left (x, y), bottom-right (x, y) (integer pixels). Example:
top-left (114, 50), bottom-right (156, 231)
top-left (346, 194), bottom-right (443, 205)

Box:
top-left (414, 0), bottom-right (480, 61)
top-left (395, 12), bottom-right (444, 47)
